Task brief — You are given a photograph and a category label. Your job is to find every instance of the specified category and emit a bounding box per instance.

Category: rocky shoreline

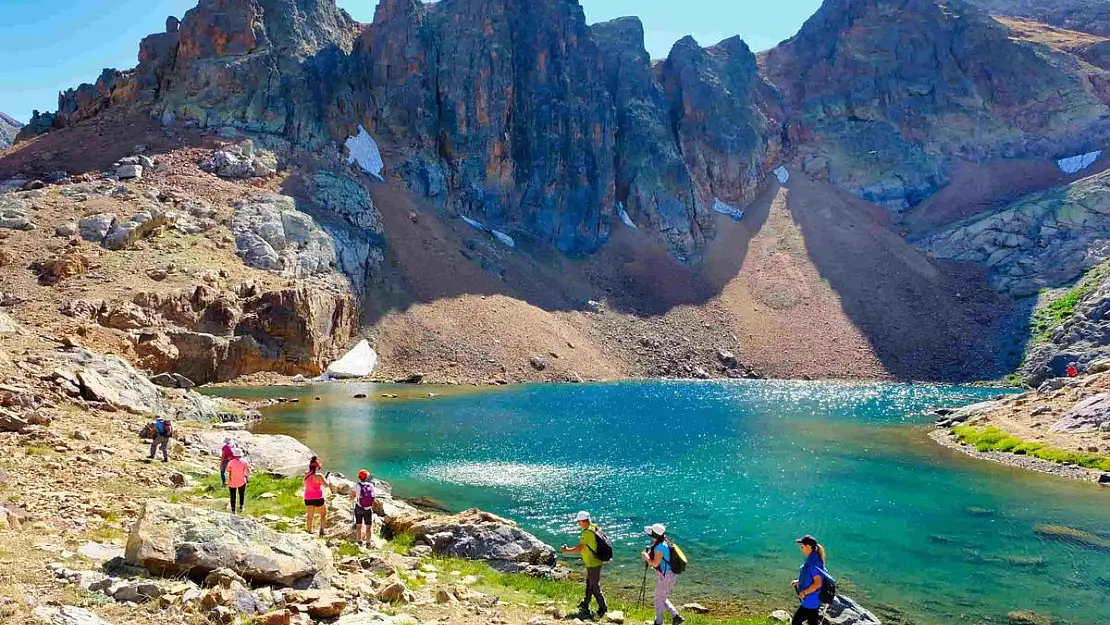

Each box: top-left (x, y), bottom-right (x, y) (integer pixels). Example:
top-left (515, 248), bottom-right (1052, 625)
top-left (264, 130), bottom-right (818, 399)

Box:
top-left (927, 429), bottom-right (1101, 482)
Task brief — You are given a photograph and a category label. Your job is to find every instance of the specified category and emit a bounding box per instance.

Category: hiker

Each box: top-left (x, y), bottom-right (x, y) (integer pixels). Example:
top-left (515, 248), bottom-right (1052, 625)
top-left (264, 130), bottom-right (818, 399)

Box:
top-left (147, 416), bottom-right (173, 462)
top-left (642, 523), bottom-right (684, 625)
top-left (220, 438), bottom-right (235, 485)
top-left (1067, 362), bottom-right (1079, 377)
top-left (350, 469), bottom-right (375, 545)
top-left (560, 511), bottom-right (609, 618)
top-left (226, 448), bottom-right (251, 514)
top-left (790, 535), bottom-right (828, 625)
top-left (304, 456), bottom-right (329, 536)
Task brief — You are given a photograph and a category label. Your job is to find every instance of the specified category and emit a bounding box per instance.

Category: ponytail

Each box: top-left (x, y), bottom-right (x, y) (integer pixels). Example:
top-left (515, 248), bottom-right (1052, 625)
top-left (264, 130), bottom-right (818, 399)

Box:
top-left (816, 543), bottom-right (827, 565)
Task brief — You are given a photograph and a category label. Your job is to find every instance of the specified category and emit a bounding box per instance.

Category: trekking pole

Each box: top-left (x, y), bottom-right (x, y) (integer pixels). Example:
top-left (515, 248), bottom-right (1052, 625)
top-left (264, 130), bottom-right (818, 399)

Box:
top-left (638, 562), bottom-right (648, 608)
top-left (539, 554), bottom-right (558, 592)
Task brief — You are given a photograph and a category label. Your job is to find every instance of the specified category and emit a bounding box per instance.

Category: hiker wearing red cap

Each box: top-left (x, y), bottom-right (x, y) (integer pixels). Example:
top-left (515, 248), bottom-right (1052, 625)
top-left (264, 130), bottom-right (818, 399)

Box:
top-left (350, 469), bottom-right (376, 545)
top-left (791, 535), bottom-right (831, 625)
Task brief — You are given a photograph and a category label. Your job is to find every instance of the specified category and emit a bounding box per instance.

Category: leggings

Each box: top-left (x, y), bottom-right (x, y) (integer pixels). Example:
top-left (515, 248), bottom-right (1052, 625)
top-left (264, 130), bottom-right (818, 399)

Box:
top-left (228, 486), bottom-right (246, 512)
top-left (654, 571), bottom-right (680, 624)
top-left (792, 606), bottom-right (820, 625)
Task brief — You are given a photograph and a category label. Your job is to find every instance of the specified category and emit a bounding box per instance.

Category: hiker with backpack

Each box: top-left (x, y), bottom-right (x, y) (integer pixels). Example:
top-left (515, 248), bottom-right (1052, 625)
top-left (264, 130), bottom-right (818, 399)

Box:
top-left (560, 511), bottom-right (610, 618)
top-left (642, 523), bottom-right (685, 625)
top-left (304, 457), bottom-right (329, 537)
top-left (219, 437), bottom-right (235, 485)
top-left (226, 447), bottom-right (251, 514)
top-left (147, 416), bottom-right (173, 462)
top-left (350, 469), bottom-right (375, 545)
top-left (790, 534), bottom-right (835, 625)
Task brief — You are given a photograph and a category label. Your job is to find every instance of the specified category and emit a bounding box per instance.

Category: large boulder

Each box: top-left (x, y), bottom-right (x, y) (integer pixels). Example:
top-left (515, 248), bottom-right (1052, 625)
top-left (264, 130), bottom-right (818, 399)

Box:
top-left (32, 605), bottom-right (114, 625)
top-left (59, 349), bottom-right (167, 415)
top-left (200, 141), bottom-right (277, 179)
top-left (823, 594), bottom-right (881, 625)
top-left (1051, 393), bottom-right (1110, 432)
top-left (230, 194), bottom-right (338, 279)
top-left (385, 508), bottom-right (555, 566)
top-left (177, 391), bottom-right (258, 424)
top-left (189, 431), bottom-right (314, 477)
top-left (125, 501), bottom-right (334, 587)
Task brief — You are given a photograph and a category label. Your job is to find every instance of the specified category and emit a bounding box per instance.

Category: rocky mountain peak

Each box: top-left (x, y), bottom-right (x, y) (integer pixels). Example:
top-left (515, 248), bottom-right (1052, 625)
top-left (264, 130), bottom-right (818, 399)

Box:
top-left (0, 113), bottom-right (22, 150)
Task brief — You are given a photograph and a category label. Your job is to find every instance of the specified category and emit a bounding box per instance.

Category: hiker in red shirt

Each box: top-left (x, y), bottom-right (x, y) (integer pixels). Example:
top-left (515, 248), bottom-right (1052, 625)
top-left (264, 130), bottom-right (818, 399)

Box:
top-left (1067, 362), bottom-right (1079, 377)
top-left (220, 438), bottom-right (235, 486)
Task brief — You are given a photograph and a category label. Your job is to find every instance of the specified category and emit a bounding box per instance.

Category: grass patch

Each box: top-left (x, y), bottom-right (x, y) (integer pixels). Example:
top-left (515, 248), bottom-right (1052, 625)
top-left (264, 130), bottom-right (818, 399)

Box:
top-left (1029, 261), bottom-right (1110, 344)
top-left (389, 532), bottom-right (415, 555)
top-left (189, 473), bottom-right (305, 519)
top-left (88, 525), bottom-right (128, 543)
top-left (336, 542), bottom-right (362, 558)
top-left (953, 426), bottom-right (1110, 470)
top-left (24, 446), bottom-right (48, 457)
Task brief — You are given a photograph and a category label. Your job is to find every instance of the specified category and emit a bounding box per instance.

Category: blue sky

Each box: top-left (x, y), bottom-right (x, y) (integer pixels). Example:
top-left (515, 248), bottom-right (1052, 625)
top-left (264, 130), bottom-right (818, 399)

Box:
top-left (0, 0), bottom-right (821, 123)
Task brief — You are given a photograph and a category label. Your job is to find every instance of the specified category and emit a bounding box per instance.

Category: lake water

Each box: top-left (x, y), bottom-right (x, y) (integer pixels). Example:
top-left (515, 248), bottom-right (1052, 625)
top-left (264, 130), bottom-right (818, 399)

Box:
top-left (216, 380), bottom-right (1110, 625)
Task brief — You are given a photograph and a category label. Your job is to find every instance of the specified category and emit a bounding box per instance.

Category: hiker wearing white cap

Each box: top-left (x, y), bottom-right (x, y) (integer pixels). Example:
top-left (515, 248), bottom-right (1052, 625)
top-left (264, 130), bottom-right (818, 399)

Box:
top-left (643, 523), bottom-right (684, 625)
top-left (220, 437), bottom-right (235, 486)
top-left (560, 511), bottom-right (610, 618)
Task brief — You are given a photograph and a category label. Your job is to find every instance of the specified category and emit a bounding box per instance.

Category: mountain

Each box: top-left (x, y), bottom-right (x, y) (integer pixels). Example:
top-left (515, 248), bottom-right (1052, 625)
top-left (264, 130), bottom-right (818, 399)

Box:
top-left (0, 112), bottom-right (21, 149)
top-left (963, 0), bottom-right (1110, 36)
top-left (764, 0), bottom-right (1110, 213)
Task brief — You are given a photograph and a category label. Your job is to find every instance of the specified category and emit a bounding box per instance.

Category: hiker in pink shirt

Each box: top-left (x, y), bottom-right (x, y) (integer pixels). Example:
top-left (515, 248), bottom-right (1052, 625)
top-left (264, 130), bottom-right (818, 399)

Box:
top-left (226, 448), bottom-right (251, 514)
top-left (304, 456), bottom-right (329, 536)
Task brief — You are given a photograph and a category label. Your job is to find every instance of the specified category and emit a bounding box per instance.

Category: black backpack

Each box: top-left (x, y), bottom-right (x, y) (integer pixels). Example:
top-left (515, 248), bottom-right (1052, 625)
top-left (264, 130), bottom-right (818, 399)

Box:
top-left (819, 569), bottom-right (837, 604)
top-left (665, 540), bottom-right (688, 574)
top-left (588, 526), bottom-right (613, 562)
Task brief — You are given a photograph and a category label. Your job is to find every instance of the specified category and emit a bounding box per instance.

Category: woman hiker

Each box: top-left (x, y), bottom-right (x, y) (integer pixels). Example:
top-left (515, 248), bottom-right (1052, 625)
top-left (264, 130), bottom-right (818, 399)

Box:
top-left (790, 535), bottom-right (828, 625)
top-left (226, 448), bottom-right (251, 514)
top-left (350, 469), bottom-right (376, 545)
top-left (642, 523), bottom-right (685, 625)
top-left (304, 456), bottom-right (329, 536)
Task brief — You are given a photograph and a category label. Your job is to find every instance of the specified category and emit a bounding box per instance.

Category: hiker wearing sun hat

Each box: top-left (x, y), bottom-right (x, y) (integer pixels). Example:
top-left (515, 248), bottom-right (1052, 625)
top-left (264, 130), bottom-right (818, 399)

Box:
top-left (642, 523), bottom-right (685, 625)
top-left (560, 511), bottom-right (611, 618)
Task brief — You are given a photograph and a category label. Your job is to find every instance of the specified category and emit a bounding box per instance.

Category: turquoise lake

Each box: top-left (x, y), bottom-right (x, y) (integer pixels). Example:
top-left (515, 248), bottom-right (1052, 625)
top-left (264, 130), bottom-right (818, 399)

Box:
top-left (218, 380), bottom-right (1110, 625)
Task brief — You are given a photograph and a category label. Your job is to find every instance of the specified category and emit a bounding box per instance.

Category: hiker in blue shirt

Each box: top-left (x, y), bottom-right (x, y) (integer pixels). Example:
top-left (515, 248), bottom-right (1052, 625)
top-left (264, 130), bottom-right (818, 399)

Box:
top-left (147, 416), bottom-right (173, 463)
top-left (642, 523), bottom-right (684, 625)
top-left (790, 535), bottom-right (828, 625)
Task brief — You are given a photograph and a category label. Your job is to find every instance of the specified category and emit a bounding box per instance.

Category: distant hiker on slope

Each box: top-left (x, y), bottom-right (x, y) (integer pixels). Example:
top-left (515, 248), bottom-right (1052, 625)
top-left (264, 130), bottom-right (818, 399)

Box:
top-left (146, 416), bottom-right (173, 462)
top-left (350, 469), bottom-right (376, 545)
top-left (1067, 362), bottom-right (1079, 377)
top-left (560, 510), bottom-right (611, 618)
top-left (226, 448), bottom-right (251, 514)
top-left (304, 456), bottom-right (329, 536)
top-left (791, 534), bottom-right (835, 625)
top-left (642, 523), bottom-right (685, 625)
top-left (220, 437), bottom-right (235, 485)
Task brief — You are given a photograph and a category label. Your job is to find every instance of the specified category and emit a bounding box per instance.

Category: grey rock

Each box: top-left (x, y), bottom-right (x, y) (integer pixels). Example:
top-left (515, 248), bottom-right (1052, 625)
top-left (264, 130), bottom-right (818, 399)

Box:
top-left (79, 213), bottom-right (117, 243)
top-left (178, 391), bottom-right (258, 424)
top-left (1051, 393), bottom-right (1110, 432)
top-left (230, 194), bottom-right (338, 279)
top-left (32, 605), bottom-right (114, 625)
top-left (188, 431), bottom-right (314, 477)
top-left (61, 348), bottom-right (167, 415)
top-left (55, 222), bottom-right (78, 237)
top-left (386, 508), bottom-right (555, 566)
top-left (125, 501), bottom-right (334, 587)
top-left (149, 372), bottom-right (195, 389)
top-left (116, 164), bottom-right (143, 180)
top-left (77, 541), bottom-right (124, 563)
top-left (0, 195), bottom-right (34, 230)
top-left (201, 142), bottom-right (277, 179)
top-left (824, 594), bottom-right (882, 625)
top-left (0, 407), bottom-right (30, 433)
top-left (0, 311), bottom-right (24, 335)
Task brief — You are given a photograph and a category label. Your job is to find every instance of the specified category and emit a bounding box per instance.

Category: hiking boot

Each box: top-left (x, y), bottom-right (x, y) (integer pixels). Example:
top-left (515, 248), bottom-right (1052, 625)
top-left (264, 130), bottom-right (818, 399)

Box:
top-left (673, 615), bottom-right (685, 625)
top-left (596, 607), bottom-right (607, 619)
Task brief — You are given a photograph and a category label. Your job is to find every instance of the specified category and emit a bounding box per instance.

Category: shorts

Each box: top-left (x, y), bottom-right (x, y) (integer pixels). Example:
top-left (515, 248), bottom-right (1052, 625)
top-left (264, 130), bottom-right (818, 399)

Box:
top-left (304, 498), bottom-right (326, 508)
top-left (354, 506), bottom-right (373, 526)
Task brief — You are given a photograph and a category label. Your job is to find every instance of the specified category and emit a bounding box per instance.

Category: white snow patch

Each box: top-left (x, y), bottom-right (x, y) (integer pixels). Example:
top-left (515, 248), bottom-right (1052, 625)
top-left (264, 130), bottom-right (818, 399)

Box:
top-left (617, 202), bottom-right (638, 229)
top-left (491, 229), bottom-right (515, 248)
top-left (712, 198), bottom-right (745, 221)
top-left (345, 125), bottom-right (385, 180)
top-left (461, 215), bottom-right (486, 232)
top-left (325, 339), bottom-right (378, 379)
top-left (1057, 150), bottom-right (1102, 174)
top-left (773, 166), bottom-right (790, 184)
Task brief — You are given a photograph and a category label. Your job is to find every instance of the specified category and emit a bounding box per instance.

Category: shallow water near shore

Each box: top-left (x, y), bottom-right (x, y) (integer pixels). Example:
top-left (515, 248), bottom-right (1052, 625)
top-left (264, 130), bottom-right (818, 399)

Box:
top-left (216, 380), bottom-right (1110, 624)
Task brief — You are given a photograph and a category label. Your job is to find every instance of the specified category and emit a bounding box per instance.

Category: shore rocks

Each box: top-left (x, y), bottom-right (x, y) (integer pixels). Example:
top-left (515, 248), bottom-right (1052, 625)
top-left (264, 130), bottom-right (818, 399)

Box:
top-left (934, 399), bottom-right (1004, 427)
top-left (125, 501), bottom-right (334, 587)
top-left (824, 594), bottom-right (882, 625)
top-left (189, 431), bottom-right (314, 476)
top-left (386, 508), bottom-right (555, 567)
top-left (1050, 392), bottom-right (1110, 432)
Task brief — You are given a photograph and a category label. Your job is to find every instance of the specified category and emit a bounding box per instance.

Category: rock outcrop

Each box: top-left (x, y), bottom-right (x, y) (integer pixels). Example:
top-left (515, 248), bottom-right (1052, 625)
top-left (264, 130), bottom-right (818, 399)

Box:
top-left (1019, 263), bottom-right (1110, 384)
top-left (385, 508), bottom-right (556, 570)
top-left (188, 431), bottom-right (315, 476)
top-left (0, 112), bottom-right (21, 150)
top-left (764, 0), bottom-right (1110, 212)
top-left (964, 0), bottom-right (1110, 37)
top-left (915, 170), bottom-right (1110, 296)
top-left (125, 501), bottom-right (334, 587)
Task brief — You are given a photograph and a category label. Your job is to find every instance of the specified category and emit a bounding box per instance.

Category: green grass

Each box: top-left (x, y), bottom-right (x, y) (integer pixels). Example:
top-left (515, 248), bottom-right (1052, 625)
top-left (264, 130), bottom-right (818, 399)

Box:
top-left (190, 473), bottom-right (306, 519)
top-left (1029, 261), bottom-right (1110, 344)
top-left (336, 542), bottom-right (362, 558)
top-left (389, 532), bottom-right (415, 555)
top-left (953, 426), bottom-right (1110, 471)
top-left (24, 446), bottom-right (48, 457)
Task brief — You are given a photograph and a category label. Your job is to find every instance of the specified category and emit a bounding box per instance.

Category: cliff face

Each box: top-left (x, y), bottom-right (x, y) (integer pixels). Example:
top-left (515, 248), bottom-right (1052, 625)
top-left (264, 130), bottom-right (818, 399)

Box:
top-left (0, 113), bottom-right (21, 150)
top-left (964, 0), bottom-right (1110, 36)
top-left (17, 0), bottom-right (784, 258)
top-left (764, 0), bottom-right (1110, 212)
